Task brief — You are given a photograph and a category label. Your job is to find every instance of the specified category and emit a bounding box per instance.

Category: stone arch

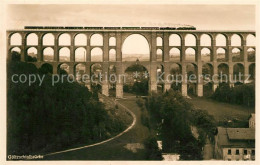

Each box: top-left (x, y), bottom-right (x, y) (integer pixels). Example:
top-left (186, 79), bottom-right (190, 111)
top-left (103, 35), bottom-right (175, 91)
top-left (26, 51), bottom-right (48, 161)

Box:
top-left (74, 33), bottom-right (87, 46)
top-left (169, 34), bottom-right (181, 46)
top-left (231, 34), bottom-right (242, 46)
top-left (26, 33), bottom-right (38, 45)
top-left (169, 47), bottom-right (180, 61)
top-left (58, 63), bottom-right (70, 75)
top-left (216, 48), bottom-right (227, 62)
top-left (156, 49), bottom-right (163, 61)
top-left (247, 48), bottom-right (255, 62)
top-left (232, 48), bottom-right (242, 62)
top-left (186, 63), bottom-right (197, 95)
top-left (233, 63), bottom-right (244, 83)
top-left (202, 63), bottom-right (214, 96)
top-left (109, 37), bottom-right (116, 46)
top-left (27, 47), bottom-right (37, 62)
top-left (75, 47), bottom-right (86, 62)
top-left (200, 34), bottom-right (212, 46)
top-left (201, 48), bottom-right (211, 62)
top-left (170, 63), bottom-right (182, 75)
top-left (90, 63), bottom-right (103, 90)
top-left (74, 63), bottom-right (86, 82)
top-left (186, 63), bottom-right (198, 76)
top-left (40, 63), bottom-right (53, 74)
top-left (122, 34), bottom-right (150, 61)
top-left (10, 47), bottom-right (21, 53)
top-left (203, 63), bottom-right (213, 78)
top-left (10, 33), bottom-right (22, 45)
top-left (42, 33), bottom-right (55, 45)
top-left (218, 63), bottom-right (229, 83)
top-left (123, 62), bottom-right (149, 73)
top-left (157, 37), bottom-right (163, 46)
top-left (185, 34), bottom-right (196, 46)
top-left (91, 63), bottom-right (102, 76)
top-left (246, 34), bottom-right (255, 46)
top-left (10, 47), bottom-right (21, 61)
top-left (91, 47), bottom-right (103, 62)
top-left (59, 47), bottom-right (70, 62)
top-left (90, 33), bottom-right (103, 46)
top-left (170, 63), bottom-right (182, 91)
top-left (58, 33), bottom-right (71, 46)
top-left (109, 49), bottom-right (116, 61)
top-left (43, 47), bottom-right (54, 62)
top-left (216, 34), bottom-right (227, 46)
top-left (185, 47), bottom-right (196, 61)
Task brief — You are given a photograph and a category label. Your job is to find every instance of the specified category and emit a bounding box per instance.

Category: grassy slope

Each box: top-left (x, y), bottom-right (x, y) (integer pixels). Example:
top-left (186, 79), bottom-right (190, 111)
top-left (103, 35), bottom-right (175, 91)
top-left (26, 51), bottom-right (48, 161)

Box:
top-left (188, 97), bottom-right (254, 127)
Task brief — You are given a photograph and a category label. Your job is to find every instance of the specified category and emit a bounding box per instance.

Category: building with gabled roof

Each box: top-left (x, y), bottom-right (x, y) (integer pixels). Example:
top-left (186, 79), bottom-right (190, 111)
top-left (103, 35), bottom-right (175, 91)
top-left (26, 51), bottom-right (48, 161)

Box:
top-left (214, 127), bottom-right (255, 161)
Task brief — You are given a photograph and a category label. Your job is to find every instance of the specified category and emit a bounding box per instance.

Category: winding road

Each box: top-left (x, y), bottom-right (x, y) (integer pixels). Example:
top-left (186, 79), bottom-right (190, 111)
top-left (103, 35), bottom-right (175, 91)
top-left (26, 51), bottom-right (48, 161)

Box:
top-left (44, 95), bottom-right (150, 160)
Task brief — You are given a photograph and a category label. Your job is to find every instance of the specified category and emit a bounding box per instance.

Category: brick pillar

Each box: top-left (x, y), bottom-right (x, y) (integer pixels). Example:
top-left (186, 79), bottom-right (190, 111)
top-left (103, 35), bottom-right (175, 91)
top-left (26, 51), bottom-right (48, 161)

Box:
top-left (151, 32), bottom-right (157, 62)
top-left (69, 63), bottom-right (74, 75)
top-left (244, 63), bottom-right (249, 83)
top-left (7, 34), bottom-right (11, 61)
top-left (181, 63), bottom-right (187, 97)
top-left (227, 37), bottom-right (232, 62)
top-left (196, 39), bottom-right (201, 62)
top-left (86, 35), bottom-right (91, 62)
top-left (37, 33), bottom-right (43, 62)
top-left (54, 34), bottom-right (59, 62)
top-left (70, 34), bottom-right (75, 62)
top-left (229, 64), bottom-right (234, 86)
top-left (116, 63), bottom-right (123, 98)
top-left (163, 32), bottom-right (169, 62)
top-left (164, 63), bottom-right (171, 92)
top-left (116, 32), bottom-right (122, 61)
top-left (242, 38), bottom-right (247, 62)
top-left (116, 83), bottom-right (123, 98)
top-left (21, 33), bottom-right (26, 61)
top-left (103, 33), bottom-right (109, 62)
top-left (180, 36), bottom-right (185, 61)
top-left (149, 63), bottom-right (158, 93)
top-left (102, 62), bottom-right (109, 96)
top-left (52, 63), bottom-right (58, 74)
top-left (212, 37), bottom-right (217, 62)
top-left (212, 62), bottom-right (219, 92)
top-left (85, 64), bottom-right (91, 90)
top-left (197, 63), bottom-right (203, 97)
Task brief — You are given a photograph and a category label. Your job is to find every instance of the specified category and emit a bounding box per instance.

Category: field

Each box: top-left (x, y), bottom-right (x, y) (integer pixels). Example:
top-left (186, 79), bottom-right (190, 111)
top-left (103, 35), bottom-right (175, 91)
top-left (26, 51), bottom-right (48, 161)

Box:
top-left (188, 97), bottom-right (255, 127)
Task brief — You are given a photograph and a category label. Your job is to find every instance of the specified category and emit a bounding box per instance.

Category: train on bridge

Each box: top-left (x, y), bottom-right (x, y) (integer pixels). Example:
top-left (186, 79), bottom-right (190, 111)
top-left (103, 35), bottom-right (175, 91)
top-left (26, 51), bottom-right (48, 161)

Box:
top-left (24, 26), bottom-right (196, 30)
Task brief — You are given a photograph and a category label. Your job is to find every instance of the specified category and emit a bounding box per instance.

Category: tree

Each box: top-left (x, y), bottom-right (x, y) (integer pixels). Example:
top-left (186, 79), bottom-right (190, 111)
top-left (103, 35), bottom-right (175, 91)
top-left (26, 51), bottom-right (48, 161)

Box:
top-left (7, 60), bottom-right (128, 155)
top-left (144, 136), bottom-right (163, 160)
top-left (11, 51), bottom-right (21, 61)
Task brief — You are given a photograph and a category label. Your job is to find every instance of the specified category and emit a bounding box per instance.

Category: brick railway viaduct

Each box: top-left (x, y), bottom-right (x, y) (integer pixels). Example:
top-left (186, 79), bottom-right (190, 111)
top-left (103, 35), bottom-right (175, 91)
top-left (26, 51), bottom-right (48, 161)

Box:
top-left (7, 27), bottom-right (255, 98)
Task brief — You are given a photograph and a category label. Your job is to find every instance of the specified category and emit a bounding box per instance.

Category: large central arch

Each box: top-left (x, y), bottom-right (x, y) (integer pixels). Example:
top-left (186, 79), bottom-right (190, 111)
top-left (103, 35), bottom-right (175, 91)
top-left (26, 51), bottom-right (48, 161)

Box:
top-left (122, 34), bottom-right (150, 61)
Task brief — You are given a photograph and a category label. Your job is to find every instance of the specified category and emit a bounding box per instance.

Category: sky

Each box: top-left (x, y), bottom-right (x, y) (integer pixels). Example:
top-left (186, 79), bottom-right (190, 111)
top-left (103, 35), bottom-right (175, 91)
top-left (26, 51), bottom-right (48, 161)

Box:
top-left (7, 4), bottom-right (255, 30)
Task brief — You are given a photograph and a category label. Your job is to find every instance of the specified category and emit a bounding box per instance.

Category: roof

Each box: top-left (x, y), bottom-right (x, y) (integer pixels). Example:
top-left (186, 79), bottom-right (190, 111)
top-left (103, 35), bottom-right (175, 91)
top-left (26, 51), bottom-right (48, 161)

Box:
top-left (227, 128), bottom-right (255, 140)
top-left (216, 127), bottom-right (255, 148)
